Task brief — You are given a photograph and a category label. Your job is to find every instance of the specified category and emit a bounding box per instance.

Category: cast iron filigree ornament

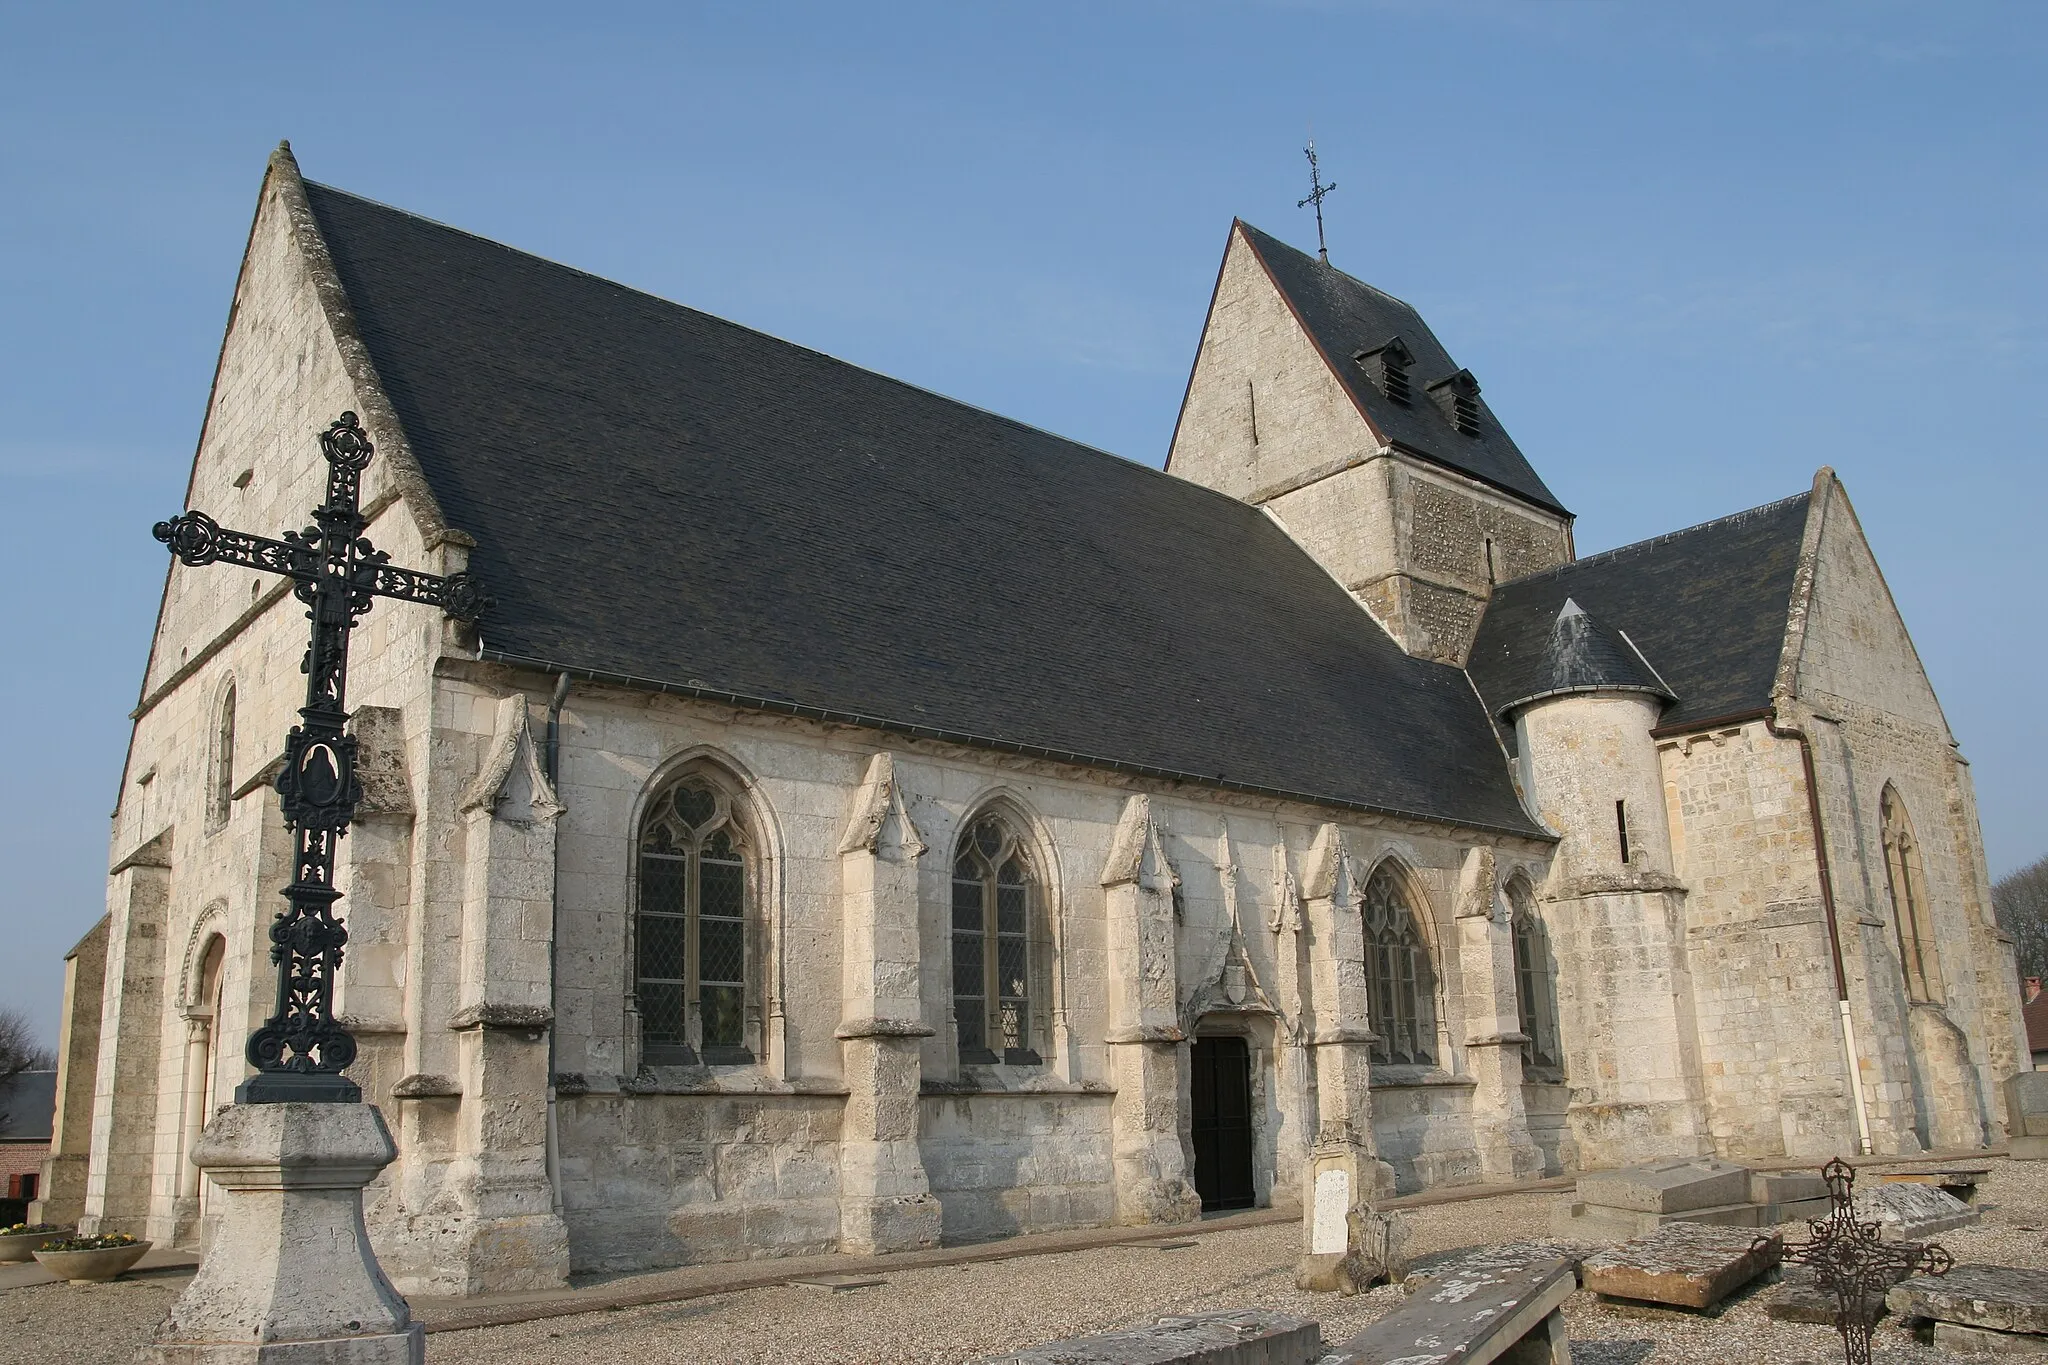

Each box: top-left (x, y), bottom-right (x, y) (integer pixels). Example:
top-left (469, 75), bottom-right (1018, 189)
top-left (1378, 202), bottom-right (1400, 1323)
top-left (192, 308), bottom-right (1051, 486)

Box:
top-left (154, 411), bottom-right (491, 1103)
top-left (1760, 1158), bottom-right (1952, 1365)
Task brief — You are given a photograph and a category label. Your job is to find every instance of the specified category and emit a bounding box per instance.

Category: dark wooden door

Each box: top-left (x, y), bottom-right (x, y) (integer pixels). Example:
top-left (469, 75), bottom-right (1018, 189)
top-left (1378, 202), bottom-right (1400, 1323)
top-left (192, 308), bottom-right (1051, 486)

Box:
top-left (1190, 1035), bottom-right (1256, 1211)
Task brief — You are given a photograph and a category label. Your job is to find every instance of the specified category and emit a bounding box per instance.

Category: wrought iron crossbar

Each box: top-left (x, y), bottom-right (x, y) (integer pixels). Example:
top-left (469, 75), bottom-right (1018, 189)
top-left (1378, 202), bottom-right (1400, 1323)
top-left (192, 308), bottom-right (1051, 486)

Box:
top-left (1760, 1158), bottom-right (1951, 1365)
top-left (154, 412), bottom-right (490, 1103)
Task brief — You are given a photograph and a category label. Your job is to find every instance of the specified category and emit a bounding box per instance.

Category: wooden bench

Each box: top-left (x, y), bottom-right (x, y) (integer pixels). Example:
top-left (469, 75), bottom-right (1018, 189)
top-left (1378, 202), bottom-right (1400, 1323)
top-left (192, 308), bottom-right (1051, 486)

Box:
top-left (1324, 1255), bottom-right (1577, 1364)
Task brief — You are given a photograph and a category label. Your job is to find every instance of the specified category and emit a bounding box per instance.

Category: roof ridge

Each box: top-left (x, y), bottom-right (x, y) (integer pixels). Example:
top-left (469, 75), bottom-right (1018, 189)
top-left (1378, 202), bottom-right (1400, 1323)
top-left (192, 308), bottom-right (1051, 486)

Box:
top-left (304, 181), bottom-right (1244, 513)
top-left (1499, 490), bottom-right (1811, 587)
top-left (1235, 219), bottom-right (1426, 319)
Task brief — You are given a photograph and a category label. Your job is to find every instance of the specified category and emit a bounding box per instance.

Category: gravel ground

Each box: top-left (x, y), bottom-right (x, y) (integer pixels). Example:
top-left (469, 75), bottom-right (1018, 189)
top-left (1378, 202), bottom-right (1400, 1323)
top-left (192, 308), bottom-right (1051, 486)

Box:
top-left (8, 1158), bottom-right (2045, 1365)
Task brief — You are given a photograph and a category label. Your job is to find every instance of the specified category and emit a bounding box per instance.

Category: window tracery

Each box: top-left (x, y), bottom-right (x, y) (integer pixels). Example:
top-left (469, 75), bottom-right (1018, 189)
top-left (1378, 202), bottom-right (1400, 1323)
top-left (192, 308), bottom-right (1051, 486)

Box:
top-left (637, 773), bottom-right (752, 1064)
top-left (207, 682), bottom-right (236, 832)
top-left (1507, 878), bottom-right (1562, 1075)
top-left (951, 813), bottom-right (1038, 1065)
top-left (1361, 863), bottom-right (1437, 1066)
top-left (1881, 786), bottom-right (1942, 1005)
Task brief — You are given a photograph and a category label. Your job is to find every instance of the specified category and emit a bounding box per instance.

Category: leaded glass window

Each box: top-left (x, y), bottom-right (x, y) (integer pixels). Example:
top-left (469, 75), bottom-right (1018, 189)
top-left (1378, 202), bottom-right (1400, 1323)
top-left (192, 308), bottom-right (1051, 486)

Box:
top-left (637, 776), bottom-right (752, 1065)
top-left (952, 815), bottom-right (1037, 1065)
top-left (1361, 865), bottom-right (1437, 1066)
top-left (1508, 880), bottom-right (1562, 1075)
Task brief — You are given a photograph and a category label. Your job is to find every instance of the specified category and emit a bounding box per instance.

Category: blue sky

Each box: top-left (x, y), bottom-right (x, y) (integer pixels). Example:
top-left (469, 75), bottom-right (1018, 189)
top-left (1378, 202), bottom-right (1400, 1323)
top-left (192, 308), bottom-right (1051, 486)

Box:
top-left (3, 2), bottom-right (2043, 1041)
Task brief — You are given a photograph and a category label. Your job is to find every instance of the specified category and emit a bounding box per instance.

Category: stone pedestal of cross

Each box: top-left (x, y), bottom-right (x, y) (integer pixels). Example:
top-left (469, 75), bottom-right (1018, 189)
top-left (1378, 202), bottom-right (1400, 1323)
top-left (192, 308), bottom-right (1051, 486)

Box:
top-left (139, 412), bottom-right (489, 1365)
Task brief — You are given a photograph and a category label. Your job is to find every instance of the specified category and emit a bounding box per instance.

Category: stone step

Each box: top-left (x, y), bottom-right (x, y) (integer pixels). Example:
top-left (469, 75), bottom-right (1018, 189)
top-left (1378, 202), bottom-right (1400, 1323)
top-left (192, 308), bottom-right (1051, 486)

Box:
top-left (1582, 1222), bottom-right (1783, 1311)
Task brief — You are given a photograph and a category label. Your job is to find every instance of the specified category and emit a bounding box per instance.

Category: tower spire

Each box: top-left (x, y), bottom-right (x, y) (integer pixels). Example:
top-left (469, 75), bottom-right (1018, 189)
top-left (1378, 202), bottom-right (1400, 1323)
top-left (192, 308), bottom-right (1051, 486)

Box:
top-left (1297, 140), bottom-right (1337, 264)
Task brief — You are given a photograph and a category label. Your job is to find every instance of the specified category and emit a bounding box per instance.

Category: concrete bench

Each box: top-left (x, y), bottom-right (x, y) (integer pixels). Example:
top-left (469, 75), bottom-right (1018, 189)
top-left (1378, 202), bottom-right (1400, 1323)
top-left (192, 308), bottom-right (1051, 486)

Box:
top-left (1325, 1255), bottom-right (1577, 1364)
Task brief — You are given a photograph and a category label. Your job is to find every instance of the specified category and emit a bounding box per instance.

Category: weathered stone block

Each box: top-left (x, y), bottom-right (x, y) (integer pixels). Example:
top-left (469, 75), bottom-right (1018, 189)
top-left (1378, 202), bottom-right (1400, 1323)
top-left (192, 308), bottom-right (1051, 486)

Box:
top-left (983, 1310), bottom-right (1320, 1365)
top-left (2007, 1075), bottom-right (2048, 1144)
top-left (1932, 1321), bottom-right (2048, 1356)
top-left (1751, 1171), bottom-right (1828, 1205)
top-left (1552, 1197), bottom-right (1762, 1242)
top-left (1582, 1222), bottom-right (1782, 1310)
top-left (1889, 1265), bottom-right (2048, 1336)
top-left (1855, 1183), bottom-right (1981, 1239)
top-left (1576, 1157), bottom-right (1751, 1214)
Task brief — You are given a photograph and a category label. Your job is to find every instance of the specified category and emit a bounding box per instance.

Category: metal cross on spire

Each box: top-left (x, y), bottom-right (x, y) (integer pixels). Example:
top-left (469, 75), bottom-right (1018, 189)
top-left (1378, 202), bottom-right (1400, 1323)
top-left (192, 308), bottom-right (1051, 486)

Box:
top-left (1298, 140), bottom-right (1337, 264)
top-left (154, 411), bottom-right (491, 1103)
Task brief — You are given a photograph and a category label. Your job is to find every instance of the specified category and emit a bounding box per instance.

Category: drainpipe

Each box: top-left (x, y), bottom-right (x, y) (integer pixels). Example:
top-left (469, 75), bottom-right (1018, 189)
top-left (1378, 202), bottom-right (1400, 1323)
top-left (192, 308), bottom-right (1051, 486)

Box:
top-left (1768, 708), bottom-right (1874, 1156)
top-left (543, 672), bottom-right (572, 1210)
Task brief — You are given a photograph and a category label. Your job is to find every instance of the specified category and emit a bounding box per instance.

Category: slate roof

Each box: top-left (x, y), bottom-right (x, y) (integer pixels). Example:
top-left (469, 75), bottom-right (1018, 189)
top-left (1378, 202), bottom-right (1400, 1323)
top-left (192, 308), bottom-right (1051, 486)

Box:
top-left (302, 182), bottom-right (1546, 837)
top-left (1468, 494), bottom-right (1812, 733)
top-left (1234, 224), bottom-right (1568, 516)
top-left (1482, 598), bottom-right (1673, 717)
top-left (0, 1071), bottom-right (54, 1142)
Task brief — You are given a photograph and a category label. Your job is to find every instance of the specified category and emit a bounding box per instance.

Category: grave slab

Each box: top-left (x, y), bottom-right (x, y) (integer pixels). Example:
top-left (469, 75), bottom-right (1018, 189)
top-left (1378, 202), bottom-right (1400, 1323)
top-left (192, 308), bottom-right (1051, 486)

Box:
top-left (1402, 1241), bottom-right (1583, 1295)
top-left (1888, 1265), bottom-right (2048, 1336)
top-left (2009, 1076), bottom-right (2048, 1159)
top-left (1582, 1222), bottom-right (1783, 1310)
top-left (1552, 1197), bottom-right (1762, 1242)
top-left (1856, 1183), bottom-right (1981, 1239)
top-left (1575, 1158), bottom-right (1751, 1214)
top-left (983, 1310), bottom-right (1321, 1365)
top-left (1879, 1168), bottom-right (1990, 1203)
top-left (1766, 1271), bottom-right (1892, 1327)
top-left (1325, 1256), bottom-right (1577, 1365)
top-left (1933, 1321), bottom-right (2048, 1356)
top-left (1751, 1171), bottom-right (1829, 1206)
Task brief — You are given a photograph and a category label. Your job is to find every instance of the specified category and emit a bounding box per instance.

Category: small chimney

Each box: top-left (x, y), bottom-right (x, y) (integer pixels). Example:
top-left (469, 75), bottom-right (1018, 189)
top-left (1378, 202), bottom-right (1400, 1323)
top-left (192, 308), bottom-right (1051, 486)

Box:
top-left (2026, 977), bottom-right (2041, 1003)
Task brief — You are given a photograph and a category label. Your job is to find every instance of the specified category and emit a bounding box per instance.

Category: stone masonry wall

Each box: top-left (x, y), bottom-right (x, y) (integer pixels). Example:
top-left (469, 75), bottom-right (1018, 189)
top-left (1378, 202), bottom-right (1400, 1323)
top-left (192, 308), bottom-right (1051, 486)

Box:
top-left (1659, 721), bottom-right (1855, 1158)
top-left (1786, 478), bottom-right (2017, 1150)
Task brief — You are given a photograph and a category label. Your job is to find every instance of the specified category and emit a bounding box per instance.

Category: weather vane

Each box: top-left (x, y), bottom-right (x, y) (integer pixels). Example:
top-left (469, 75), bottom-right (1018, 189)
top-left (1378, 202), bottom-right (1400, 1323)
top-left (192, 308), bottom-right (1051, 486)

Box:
top-left (1298, 140), bottom-right (1337, 264)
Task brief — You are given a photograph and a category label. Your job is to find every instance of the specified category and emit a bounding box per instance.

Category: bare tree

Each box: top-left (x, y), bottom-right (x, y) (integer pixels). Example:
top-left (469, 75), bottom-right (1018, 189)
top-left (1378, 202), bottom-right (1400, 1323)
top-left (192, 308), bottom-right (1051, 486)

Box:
top-left (0, 1008), bottom-right (54, 1130)
top-left (1995, 854), bottom-right (2048, 985)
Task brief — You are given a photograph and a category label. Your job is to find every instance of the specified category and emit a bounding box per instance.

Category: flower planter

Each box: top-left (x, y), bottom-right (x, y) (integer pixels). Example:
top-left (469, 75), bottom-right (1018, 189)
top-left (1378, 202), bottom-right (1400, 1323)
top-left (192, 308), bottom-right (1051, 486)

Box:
top-left (0, 1230), bottom-right (65, 1263)
top-left (32, 1240), bottom-right (151, 1283)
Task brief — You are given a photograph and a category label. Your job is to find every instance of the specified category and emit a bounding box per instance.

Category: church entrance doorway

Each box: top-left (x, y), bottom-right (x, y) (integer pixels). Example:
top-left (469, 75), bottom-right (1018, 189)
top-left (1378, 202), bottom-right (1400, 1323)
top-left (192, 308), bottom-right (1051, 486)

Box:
top-left (1190, 1035), bottom-right (1255, 1211)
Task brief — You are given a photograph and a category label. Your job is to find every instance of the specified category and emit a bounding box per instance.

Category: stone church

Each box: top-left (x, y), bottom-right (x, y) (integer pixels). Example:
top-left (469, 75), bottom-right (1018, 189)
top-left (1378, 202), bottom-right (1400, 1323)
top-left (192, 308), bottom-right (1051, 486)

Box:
top-left (33, 144), bottom-right (2023, 1296)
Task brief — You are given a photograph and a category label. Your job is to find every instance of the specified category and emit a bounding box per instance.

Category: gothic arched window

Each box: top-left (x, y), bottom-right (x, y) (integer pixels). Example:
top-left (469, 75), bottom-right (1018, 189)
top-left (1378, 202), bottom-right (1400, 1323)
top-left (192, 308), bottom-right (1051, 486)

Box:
top-left (1881, 786), bottom-right (1942, 1005)
top-left (637, 774), bottom-right (753, 1065)
top-left (1361, 864), bottom-right (1437, 1066)
top-left (1508, 878), bottom-right (1562, 1075)
top-left (207, 682), bottom-right (236, 832)
top-left (952, 814), bottom-right (1038, 1066)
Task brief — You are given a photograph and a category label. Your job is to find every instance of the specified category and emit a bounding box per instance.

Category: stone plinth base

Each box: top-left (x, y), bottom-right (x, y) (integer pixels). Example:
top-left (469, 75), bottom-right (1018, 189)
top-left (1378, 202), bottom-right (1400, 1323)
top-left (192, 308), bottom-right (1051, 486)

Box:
top-left (140, 1102), bottom-right (421, 1365)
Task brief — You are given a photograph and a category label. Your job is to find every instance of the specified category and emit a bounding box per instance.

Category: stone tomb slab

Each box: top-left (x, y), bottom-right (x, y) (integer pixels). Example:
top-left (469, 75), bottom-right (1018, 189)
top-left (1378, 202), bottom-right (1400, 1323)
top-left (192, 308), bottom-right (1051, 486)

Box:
top-left (1766, 1268), bottom-right (1905, 1327)
top-left (1888, 1265), bottom-right (2048, 1337)
top-left (788, 1274), bottom-right (887, 1291)
top-left (1582, 1222), bottom-right (1783, 1311)
top-left (983, 1309), bottom-right (1321, 1365)
top-left (1326, 1256), bottom-right (1577, 1365)
top-left (1878, 1168), bottom-right (1990, 1203)
top-left (1855, 1182), bottom-right (1981, 1239)
top-left (1576, 1158), bottom-right (1752, 1215)
top-left (1403, 1241), bottom-right (1585, 1295)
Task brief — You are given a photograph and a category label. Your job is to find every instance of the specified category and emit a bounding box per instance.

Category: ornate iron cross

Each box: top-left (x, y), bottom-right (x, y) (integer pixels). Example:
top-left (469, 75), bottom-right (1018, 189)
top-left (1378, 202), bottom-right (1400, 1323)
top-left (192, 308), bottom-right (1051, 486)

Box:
top-left (1762, 1158), bottom-right (1952, 1365)
top-left (1297, 140), bottom-right (1337, 265)
top-left (154, 412), bottom-right (489, 1103)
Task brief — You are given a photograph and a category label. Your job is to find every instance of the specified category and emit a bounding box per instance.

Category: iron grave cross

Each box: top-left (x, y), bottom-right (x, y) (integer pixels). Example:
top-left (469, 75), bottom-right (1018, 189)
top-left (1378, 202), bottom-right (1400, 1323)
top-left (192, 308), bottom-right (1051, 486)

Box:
top-left (1298, 140), bottom-right (1337, 264)
top-left (154, 411), bottom-right (490, 1103)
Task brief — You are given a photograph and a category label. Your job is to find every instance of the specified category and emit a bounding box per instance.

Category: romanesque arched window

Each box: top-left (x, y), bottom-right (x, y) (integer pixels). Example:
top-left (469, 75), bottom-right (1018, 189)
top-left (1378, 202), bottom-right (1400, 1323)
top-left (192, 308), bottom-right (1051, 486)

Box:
top-left (637, 772), bottom-right (753, 1065)
top-left (1507, 877), bottom-right (1562, 1075)
top-left (951, 813), bottom-right (1039, 1065)
top-left (206, 682), bottom-right (236, 832)
top-left (1361, 863), bottom-right (1437, 1066)
top-left (1881, 786), bottom-right (1942, 1005)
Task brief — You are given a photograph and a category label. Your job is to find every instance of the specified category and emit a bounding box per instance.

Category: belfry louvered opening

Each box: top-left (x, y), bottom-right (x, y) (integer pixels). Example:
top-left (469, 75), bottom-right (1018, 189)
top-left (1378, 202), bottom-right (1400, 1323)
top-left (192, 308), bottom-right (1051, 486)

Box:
top-left (1355, 338), bottom-right (1414, 406)
top-left (1428, 369), bottom-right (1484, 438)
